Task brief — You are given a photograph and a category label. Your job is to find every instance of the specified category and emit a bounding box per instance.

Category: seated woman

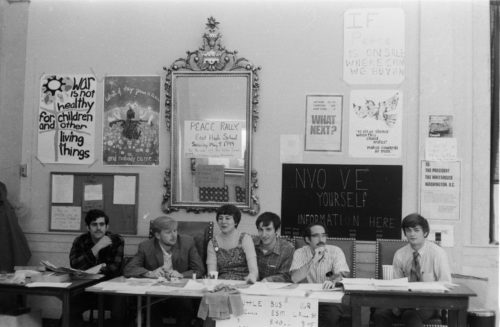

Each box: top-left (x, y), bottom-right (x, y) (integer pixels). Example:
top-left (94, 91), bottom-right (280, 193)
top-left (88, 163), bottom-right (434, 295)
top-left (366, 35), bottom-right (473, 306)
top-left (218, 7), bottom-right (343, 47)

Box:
top-left (206, 204), bottom-right (258, 283)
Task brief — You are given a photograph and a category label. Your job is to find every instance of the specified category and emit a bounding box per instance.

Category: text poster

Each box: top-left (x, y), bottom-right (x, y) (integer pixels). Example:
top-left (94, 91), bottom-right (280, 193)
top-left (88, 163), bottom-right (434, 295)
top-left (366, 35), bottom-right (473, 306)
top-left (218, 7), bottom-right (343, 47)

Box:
top-left (349, 90), bottom-right (402, 158)
top-left (420, 161), bottom-right (461, 221)
top-left (305, 95), bottom-right (343, 151)
top-left (50, 206), bottom-right (81, 231)
top-left (113, 175), bottom-right (136, 205)
top-left (51, 174), bottom-right (74, 203)
top-left (344, 8), bottom-right (405, 84)
top-left (281, 164), bottom-right (403, 241)
top-left (216, 295), bottom-right (318, 327)
top-left (184, 120), bottom-right (242, 158)
top-left (38, 74), bottom-right (96, 164)
top-left (103, 76), bottom-right (160, 166)
top-left (425, 138), bottom-right (457, 161)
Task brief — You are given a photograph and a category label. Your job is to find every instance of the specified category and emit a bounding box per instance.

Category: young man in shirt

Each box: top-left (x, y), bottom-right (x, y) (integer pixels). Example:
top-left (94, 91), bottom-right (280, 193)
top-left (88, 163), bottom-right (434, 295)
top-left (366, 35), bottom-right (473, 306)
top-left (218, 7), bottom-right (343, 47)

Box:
top-left (373, 213), bottom-right (452, 327)
top-left (69, 209), bottom-right (125, 327)
top-left (290, 223), bottom-right (350, 327)
top-left (124, 215), bottom-right (205, 327)
top-left (254, 212), bottom-right (294, 282)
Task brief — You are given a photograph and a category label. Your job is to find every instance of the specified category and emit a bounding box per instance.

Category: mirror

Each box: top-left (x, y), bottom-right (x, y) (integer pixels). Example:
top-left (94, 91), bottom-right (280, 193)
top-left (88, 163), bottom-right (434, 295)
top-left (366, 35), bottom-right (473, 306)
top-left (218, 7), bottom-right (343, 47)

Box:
top-left (162, 17), bottom-right (260, 215)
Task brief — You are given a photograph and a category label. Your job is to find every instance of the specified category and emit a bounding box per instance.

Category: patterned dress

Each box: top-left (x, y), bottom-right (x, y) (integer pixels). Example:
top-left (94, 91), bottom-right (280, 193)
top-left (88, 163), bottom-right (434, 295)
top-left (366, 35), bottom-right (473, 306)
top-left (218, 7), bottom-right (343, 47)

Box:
top-left (212, 232), bottom-right (249, 280)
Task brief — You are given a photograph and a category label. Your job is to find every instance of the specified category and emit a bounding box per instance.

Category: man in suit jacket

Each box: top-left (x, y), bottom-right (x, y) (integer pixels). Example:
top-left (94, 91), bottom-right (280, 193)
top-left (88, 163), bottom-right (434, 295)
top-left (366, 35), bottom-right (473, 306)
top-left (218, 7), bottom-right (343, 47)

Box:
top-left (124, 216), bottom-right (205, 327)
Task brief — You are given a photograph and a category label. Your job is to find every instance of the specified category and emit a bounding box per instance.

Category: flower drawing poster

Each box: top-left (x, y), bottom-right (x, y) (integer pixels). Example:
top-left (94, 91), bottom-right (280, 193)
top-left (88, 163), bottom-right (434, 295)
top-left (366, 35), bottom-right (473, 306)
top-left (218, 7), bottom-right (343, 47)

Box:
top-left (349, 90), bottom-right (403, 158)
top-left (103, 76), bottom-right (160, 166)
top-left (38, 74), bottom-right (96, 164)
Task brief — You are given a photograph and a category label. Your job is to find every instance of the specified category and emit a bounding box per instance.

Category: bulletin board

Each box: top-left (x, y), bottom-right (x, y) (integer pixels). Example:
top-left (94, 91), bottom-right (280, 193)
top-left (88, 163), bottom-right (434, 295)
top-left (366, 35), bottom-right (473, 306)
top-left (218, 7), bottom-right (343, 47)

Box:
top-left (49, 172), bottom-right (138, 234)
top-left (281, 163), bottom-right (402, 241)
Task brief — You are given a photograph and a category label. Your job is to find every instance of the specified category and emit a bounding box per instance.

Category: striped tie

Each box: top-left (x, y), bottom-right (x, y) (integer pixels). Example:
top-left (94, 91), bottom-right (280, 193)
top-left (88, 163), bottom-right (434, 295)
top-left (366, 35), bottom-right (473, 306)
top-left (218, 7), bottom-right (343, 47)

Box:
top-left (410, 251), bottom-right (422, 282)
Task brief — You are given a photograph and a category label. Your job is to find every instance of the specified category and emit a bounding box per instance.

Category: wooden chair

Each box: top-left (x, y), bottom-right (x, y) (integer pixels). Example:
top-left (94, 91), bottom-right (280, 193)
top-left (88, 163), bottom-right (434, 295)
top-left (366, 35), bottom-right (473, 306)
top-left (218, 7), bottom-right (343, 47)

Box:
top-left (294, 237), bottom-right (356, 278)
top-left (373, 239), bottom-right (447, 327)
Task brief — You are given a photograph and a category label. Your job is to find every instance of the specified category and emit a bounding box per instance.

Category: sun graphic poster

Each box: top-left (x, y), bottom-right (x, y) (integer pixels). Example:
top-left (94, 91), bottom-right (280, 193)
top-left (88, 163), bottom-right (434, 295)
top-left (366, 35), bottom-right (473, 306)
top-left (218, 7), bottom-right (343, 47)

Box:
top-left (38, 74), bottom-right (96, 164)
top-left (103, 76), bottom-right (160, 166)
top-left (349, 89), bottom-right (402, 158)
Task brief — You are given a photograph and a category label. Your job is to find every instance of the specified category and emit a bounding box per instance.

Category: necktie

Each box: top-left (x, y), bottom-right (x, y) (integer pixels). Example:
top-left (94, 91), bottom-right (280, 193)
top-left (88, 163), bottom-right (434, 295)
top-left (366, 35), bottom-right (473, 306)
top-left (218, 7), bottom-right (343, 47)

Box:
top-left (410, 251), bottom-right (422, 282)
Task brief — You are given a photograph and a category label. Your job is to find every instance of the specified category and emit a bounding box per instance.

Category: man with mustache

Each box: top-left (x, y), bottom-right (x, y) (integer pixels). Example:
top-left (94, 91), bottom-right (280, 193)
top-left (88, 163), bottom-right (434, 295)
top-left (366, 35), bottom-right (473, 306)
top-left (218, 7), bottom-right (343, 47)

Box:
top-left (69, 209), bottom-right (125, 326)
top-left (254, 212), bottom-right (294, 282)
top-left (290, 222), bottom-right (350, 327)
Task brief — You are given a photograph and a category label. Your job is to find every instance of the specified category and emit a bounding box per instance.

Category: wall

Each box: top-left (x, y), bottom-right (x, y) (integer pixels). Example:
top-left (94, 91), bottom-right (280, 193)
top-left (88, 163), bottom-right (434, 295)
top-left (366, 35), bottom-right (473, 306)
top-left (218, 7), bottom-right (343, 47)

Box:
top-left (0, 0), bottom-right (495, 321)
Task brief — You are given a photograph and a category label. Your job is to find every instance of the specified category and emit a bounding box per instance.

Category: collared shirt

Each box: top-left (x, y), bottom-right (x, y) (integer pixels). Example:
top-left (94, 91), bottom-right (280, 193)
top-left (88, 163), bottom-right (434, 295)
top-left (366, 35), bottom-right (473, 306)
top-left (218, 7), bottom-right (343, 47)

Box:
top-left (290, 244), bottom-right (350, 284)
top-left (255, 237), bottom-right (294, 282)
top-left (69, 231), bottom-right (124, 278)
top-left (393, 240), bottom-right (451, 282)
top-left (159, 244), bottom-right (173, 272)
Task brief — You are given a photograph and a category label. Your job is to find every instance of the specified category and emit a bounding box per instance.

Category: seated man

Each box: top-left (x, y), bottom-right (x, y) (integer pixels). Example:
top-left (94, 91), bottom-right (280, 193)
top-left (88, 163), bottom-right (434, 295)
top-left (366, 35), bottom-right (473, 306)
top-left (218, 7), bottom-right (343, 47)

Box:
top-left (69, 209), bottom-right (125, 327)
top-left (373, 213), bottom-right (452, 327)
top-left (290, 223), bottom-right (350, 327)
top-left (254, 212), bottom-right (294, 282)
top-left (124, 216), bottom-right (205, 327)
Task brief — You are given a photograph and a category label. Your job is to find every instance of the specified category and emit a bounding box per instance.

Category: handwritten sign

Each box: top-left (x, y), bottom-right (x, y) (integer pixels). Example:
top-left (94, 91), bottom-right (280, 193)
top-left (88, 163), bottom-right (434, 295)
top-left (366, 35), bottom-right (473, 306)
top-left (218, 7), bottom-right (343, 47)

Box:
top-left (216, 295), bottom-right (318, 327)
top-left (420, 161), bottom-right (460, 220)
top-left (281, 164), bottom-right (402, 241)
top-left (305, 95), bottom-right (343, 151)
top-left (50, 206), bottom-right (81, 231)
top-left (184, 120), bottom-right (242, 158)
top-left (344, 8), bottom-right (405, 84)
top-left (38, 74), bottom-right (96, 164)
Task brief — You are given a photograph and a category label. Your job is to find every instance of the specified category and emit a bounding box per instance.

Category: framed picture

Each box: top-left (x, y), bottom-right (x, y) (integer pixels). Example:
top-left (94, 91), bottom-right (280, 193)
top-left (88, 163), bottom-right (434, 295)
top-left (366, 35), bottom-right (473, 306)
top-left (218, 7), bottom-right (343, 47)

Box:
top-left (305, 95), bottom-right (343, 151)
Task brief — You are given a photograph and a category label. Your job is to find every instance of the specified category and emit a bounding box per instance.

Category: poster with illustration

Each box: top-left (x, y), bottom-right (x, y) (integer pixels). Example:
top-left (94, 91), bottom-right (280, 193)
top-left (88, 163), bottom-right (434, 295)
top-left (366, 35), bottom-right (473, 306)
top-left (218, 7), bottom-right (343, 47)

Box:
top-left (103, 76), bottom-right (160, 165)
top-left (349, 90), bottom-right (402, 158)
top-left (38, 74), bottom-right (96, 164)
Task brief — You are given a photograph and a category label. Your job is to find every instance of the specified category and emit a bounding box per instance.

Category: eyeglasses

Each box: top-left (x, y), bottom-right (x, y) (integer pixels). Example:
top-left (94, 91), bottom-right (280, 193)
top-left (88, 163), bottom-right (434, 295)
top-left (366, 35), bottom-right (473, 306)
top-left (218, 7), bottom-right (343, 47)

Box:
top-left (310, 233), bottom-right (327, 238)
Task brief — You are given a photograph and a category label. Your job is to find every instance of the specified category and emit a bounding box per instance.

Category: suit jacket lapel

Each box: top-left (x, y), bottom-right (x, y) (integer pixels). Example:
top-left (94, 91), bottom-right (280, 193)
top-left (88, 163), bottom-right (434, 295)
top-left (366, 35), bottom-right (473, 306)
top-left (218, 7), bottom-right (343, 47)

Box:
top-left (171, 236), bottom-right (180, 269)
top-left (153, 239), bottom-right (164, 268)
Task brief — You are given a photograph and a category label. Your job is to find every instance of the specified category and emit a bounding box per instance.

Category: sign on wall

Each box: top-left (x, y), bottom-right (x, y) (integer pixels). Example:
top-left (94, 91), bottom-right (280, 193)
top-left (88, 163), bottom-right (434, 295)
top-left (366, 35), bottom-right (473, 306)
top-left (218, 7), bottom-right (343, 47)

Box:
top-left (281, 164), bottom-right (403, 241)
top-left (344, 8), bottom-right (405, 85)
top-left (103, 76), bottom-right (160, 166)
top-left (184, 120), bottom-right (242, 158)
top-left (349, 90), bottom-right (403, 158)
top-left (38, 74), bottom-right (96, 164)
top-left (305, 95), bottom-right (343, 152)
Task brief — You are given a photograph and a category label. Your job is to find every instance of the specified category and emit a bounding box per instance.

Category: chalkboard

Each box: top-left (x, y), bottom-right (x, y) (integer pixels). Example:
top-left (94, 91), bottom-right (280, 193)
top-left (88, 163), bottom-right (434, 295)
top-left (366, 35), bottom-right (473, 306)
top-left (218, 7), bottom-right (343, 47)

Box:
top-left (49, 172), bottom-right (138, 234)
top-left (281, 164), bottom-right (402, 241)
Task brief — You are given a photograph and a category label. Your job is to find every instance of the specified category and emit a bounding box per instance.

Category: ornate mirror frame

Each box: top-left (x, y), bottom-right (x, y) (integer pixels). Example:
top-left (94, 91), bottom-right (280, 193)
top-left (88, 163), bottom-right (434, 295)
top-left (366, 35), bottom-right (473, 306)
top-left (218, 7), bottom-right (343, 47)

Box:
top-left (162, 17), bottom-right (260, 215)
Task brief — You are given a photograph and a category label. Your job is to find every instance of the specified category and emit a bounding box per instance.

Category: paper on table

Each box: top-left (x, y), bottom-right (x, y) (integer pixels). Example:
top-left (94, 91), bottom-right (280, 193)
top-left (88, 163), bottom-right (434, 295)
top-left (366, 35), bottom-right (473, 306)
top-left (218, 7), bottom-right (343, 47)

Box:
top-left (307, 291), bottom-right (344, 303)
top-left (26, 282), bottom-right (71, 288)
top-left (84, 264), bottom-right (103, 274)
top-left (407, 282), bottom-right (449, 292)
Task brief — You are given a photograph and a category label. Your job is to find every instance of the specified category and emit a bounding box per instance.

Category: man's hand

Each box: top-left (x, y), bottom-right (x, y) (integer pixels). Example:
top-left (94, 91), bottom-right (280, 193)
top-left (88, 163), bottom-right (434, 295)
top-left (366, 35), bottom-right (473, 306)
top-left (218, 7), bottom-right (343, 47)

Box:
top-left (245, 274), bottom-right (256, 284)
top-left (166, 270), bottom-right (183, 279)
top-left (144, 267), bottom-right (167, 278)
top-left (91, 236), bottom-right (112, 257)
top-left (312, 246), bottom-right (327, 264)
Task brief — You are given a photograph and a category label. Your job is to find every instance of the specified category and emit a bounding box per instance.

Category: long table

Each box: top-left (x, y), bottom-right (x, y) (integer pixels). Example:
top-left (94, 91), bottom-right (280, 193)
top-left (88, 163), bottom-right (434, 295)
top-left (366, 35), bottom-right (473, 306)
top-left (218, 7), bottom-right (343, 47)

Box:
top-left (87, 278), bottom-right (476, 327)
top-left (345, 284), bottom-right (476, 327)
top-left (0, 278), bottom-right (101, 327)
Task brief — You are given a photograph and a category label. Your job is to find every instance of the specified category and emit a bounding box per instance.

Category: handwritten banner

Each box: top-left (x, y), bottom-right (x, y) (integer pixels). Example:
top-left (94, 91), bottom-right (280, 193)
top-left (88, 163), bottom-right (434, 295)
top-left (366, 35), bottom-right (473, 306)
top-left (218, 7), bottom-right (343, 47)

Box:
top-left (305, 95), bottom-right (343, 151)
top-left (38, 74), bottom-right (96, 164)
top-left (344, 8), bottom-right (405, 84)
top-left (216, 294), bottom-right (318, 327)
top-left (103, 76), bottom-right (160, 166)
top-left (184, 120), bottom-right (242, 158)
top-left (281, 164), bottom-right (402, 241)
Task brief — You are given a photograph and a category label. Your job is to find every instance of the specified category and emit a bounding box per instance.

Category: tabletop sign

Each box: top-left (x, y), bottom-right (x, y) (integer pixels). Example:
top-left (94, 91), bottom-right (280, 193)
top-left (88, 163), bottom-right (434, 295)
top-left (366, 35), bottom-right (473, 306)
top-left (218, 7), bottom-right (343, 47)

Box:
top-left (281, 164), bottom-right (402, 241)
top-left (216, 294), bottom-right (318, 327)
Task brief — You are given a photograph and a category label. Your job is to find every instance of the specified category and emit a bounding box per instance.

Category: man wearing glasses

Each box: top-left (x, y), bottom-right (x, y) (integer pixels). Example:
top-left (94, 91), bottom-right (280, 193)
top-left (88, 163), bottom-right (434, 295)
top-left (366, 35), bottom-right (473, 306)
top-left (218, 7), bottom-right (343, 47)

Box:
top-left (290, 222), bottom-right (350, 327)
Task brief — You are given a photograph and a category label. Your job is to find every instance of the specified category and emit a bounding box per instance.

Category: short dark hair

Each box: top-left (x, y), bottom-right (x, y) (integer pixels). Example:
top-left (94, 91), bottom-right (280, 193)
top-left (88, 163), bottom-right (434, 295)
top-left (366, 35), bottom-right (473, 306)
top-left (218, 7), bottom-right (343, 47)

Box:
top-left (304, 222), bottom-right (328, 239)
top-left (216, 204), bottom-right (241, 227)
top-left (255, 212), bottom-right (281, 231)
top-left (401, 213), bottom-right (430, 237)
top-left (85, 209), bottom-right (109, 226)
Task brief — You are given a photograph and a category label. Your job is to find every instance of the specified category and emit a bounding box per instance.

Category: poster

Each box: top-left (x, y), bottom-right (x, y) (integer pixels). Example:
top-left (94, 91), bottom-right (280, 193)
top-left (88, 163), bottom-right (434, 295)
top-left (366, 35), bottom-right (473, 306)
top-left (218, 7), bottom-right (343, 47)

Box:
top-left (349, 90), bottom-right (402, 158)
top-left (103, 76), bottom-right (160, 166)
top-left (420, 161), bottom-right (461, 221)
top-left (184, 120), bottom-right (242, 158)
top-left (50, 206), bottom-right (81, 231)
top-left (38, 74), bottom-right (96, 164)
top-left (344, 8), bottom-right (405, 85)
top-left (305, 95), bottom-right (343, 151)
top-left (429, 115), bottom-right (453, 137)
top-left (216, 294), bottom-right (318, 327)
